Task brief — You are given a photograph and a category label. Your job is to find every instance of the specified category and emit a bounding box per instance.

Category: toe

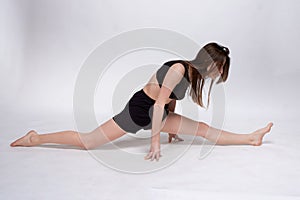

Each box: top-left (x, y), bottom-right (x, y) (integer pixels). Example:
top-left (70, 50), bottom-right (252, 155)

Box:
top-left (268, 122), bottom-right (273, 127)
top-left (10, 141), bottom-right (19, 147)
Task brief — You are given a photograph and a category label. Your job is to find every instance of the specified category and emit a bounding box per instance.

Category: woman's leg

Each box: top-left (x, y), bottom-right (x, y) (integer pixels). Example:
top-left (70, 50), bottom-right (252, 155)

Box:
top-left (161, 112), bottom-right (273, 146)
top-left (10, 118), bottom-right (127, 150)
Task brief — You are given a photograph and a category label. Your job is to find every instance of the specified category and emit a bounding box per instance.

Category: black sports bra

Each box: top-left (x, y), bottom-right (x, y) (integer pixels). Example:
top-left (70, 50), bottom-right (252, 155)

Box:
top-left (156, 60), bottom-right (190, 100)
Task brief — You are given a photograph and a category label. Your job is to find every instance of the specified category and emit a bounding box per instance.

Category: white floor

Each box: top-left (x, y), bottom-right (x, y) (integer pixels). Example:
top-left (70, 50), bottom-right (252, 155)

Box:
top-left (1, 110), bottom-right (299, 200)
top-left (1, 0), bottom-right (300, 199)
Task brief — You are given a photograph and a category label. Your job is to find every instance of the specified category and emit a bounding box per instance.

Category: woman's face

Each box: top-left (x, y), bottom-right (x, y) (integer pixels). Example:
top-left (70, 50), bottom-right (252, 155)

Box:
top-left (206, 62), bottom-right (223, 80)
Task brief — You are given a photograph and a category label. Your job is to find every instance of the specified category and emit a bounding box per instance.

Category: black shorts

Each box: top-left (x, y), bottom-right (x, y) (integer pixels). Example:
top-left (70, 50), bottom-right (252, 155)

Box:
top-left (112, 89), bottom-right (170, 133)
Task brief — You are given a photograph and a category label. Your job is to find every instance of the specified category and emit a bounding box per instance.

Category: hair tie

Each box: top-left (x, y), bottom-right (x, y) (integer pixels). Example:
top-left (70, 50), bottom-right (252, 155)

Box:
top-left (223, 47), bottom-right (229, 55)
top-left (217, 43), bottom-right (229, 55)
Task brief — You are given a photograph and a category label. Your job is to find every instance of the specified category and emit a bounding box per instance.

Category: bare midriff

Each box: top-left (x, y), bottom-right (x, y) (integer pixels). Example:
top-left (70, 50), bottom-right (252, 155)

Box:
top-left (142, 73), bottom-right (173, 104)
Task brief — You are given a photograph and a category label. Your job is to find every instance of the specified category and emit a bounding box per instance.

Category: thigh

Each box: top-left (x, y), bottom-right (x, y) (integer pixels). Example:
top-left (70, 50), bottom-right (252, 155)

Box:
top-left (161, 112), bottom-right (207, 137)
top-left (80, 118), bottom-right (127, 149)
top-left (112, 101), bottom-right (145, 133)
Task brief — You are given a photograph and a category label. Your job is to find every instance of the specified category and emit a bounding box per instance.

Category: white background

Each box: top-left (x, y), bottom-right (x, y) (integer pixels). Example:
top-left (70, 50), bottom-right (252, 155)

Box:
top-left (1, 0), bottom-right (299, 199)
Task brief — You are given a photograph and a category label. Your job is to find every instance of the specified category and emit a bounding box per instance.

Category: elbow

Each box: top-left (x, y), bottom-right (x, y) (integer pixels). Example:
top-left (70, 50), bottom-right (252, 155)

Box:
top-left (154, 101), bottom-right (166, 108)
top-left (154, 96), bottom-right (169, 107)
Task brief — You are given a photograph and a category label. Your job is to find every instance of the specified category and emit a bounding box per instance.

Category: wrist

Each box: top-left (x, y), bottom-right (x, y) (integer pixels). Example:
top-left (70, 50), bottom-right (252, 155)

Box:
top-left (151, 141), bottom-right (160, 148)
top-left (151, 136), bottom-right (160, 144)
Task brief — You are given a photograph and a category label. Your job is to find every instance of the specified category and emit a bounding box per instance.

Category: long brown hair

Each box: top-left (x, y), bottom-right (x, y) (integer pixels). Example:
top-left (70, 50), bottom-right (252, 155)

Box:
top-left (182, 42), bottom-right (230, 108)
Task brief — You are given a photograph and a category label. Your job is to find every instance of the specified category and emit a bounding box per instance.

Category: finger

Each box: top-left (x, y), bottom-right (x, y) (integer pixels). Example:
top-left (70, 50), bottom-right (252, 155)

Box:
top-left (175, 135), bottom-right (184, 142)
top-left (173, 136), bottom-right (183, 142)
top-left (155, 153), bottom-right (160, 161)
top-left (151, 152), bottom-right (159, 161)
top-left (152, 152), bottom-right (159, 161)
top-left (144, 152), bottom-right (151, 159)
top-left (178, 138), bottom-right (184, 142)
top-left (144, 152), bottom-right (153, 160)
top-left (151, 154), bottom-right (155, 161)
top-left (174, 134), bottom-right (181, 139)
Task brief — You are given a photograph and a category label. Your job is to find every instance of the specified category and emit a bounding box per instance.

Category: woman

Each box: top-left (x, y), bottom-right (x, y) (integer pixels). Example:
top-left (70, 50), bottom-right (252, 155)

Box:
top-left (10, 42), bottom-right (274, 162)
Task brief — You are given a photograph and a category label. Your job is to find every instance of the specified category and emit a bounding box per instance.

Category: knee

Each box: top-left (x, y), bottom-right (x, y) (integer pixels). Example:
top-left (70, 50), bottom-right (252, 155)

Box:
top-left (78, 139), bottom-right (90, 150)
top-left (78, 133), bottom-right (97, 150)
top-left (81, 141), bottom-right (96, 150)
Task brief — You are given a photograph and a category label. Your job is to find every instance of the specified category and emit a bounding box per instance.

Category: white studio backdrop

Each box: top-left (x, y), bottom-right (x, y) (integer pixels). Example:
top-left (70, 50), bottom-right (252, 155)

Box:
top-left (1, 1), bottom-right (300, 199)
top-left (1, 0), bottom-right (299, 132)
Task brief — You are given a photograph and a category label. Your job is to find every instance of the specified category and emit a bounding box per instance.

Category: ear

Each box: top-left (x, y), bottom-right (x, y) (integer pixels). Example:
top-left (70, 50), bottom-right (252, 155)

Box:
top-left (219, 66), bottom-right (224, 74)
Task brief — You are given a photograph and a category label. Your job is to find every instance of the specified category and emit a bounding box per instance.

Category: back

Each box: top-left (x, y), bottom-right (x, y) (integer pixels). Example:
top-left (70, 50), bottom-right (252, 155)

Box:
top-left (156, 60), bottom-right (190, 100)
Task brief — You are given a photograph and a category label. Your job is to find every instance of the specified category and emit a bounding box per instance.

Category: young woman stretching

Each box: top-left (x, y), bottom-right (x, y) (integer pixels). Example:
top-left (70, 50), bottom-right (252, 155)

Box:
top-left (10, 42), bottom-right (274, 161)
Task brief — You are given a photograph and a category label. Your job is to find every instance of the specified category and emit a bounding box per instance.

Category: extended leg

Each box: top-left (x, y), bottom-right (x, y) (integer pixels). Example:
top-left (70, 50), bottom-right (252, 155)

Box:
top-left (199, 122), bottom-right (273, 145)
top-left (161, 112), bottom-right (273, 146)
top-left (10, 118), bottom-right (127, 150)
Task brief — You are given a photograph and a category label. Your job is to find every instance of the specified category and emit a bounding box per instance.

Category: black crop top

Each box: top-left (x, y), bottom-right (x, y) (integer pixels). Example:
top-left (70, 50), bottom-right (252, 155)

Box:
top-left (156, 60), bottom-right (190, 100)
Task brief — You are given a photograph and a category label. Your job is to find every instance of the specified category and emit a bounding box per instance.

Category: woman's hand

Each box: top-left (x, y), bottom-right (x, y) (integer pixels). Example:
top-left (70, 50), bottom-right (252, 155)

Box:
top-left (168, 133), bottom-right (184, 143)
top-left (144, 142), bottom-right (162, 161)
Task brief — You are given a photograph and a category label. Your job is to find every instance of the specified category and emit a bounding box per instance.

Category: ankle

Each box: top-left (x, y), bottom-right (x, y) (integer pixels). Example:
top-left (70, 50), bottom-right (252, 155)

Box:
top-left (30, 135), bottom-right (40, 145)
top-left (248, 134), bottom-right (255, 145)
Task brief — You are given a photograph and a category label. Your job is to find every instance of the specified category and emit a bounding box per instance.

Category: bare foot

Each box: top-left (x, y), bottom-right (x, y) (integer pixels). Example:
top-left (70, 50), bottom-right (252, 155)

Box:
top-left (249, 122), bottom-right (273, 146)
top-left (10, 130), bottom-right (39, 147)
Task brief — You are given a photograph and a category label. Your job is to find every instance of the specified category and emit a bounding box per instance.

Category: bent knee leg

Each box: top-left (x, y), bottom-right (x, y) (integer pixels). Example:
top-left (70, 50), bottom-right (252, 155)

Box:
top-left (182, 121), bottom-right (209, 137)
top-left (79, 119), bottom-right (126, 150)
top-left (196, 122), bottom-right (209, 137)
top-left (162, 112), bottom-right (208, 136)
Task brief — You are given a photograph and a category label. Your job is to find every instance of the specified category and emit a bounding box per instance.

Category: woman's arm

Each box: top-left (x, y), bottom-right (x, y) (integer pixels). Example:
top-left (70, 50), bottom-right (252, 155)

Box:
top-left (168, 99), bottom-right (176, 112)
top-left (144, 63), bottom-right (185, 161)
top-left (167, 100), bottom-right (184, 143)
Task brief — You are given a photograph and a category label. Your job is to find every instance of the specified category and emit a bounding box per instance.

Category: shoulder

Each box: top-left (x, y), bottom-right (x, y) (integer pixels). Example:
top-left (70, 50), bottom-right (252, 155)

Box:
top-left (167, 61), bottom-right (186, 76)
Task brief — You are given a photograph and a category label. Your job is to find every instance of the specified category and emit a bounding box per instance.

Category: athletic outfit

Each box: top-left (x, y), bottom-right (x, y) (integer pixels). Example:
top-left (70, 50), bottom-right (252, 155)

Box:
top-left (112, 60), bottom-right (190, 133)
